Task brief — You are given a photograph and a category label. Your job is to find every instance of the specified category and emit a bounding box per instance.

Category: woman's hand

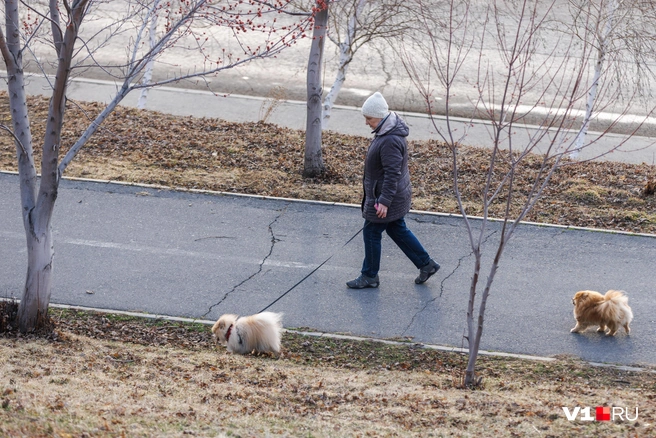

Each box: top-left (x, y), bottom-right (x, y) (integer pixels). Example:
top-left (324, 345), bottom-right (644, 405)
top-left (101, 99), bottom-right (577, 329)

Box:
top-left (375, 203), bottom-right (388, 219)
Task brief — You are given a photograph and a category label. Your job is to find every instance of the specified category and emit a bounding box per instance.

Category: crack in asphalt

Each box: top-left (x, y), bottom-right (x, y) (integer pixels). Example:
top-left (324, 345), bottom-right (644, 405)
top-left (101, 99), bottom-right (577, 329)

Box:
top-left (401, 229), bottom-right (498, 337)
top-left (201, 205), bottom-right (288, 319)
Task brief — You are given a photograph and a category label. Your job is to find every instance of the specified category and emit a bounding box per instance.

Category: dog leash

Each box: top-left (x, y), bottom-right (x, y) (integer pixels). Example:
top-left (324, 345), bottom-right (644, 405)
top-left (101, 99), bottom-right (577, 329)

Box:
top-left (258, 226), bottom-right (363, 313)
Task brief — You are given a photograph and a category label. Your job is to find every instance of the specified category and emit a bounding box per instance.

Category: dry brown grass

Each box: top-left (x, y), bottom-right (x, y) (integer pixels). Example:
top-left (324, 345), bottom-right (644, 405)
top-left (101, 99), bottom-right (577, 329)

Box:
top-left (0, 308), bottom-right (654, 437)
top-left (1, 93), bottom-right (656, 437)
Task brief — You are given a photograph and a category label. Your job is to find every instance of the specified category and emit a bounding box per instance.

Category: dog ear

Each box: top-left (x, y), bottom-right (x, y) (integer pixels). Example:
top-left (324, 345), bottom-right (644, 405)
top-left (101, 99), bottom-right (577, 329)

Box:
top-left (574, 291), bottom-right (588, 301)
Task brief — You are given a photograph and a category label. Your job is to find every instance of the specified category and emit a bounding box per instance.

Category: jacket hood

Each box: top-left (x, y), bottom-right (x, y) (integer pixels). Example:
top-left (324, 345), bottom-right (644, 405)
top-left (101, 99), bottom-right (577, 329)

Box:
top-left (373, 112), bottom-right (409, 138)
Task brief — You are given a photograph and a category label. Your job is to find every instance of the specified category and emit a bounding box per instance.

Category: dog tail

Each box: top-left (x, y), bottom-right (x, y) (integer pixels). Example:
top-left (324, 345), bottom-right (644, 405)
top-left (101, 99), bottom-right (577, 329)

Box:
top-left (601, 290), bottom-right (633, 324)
top-left (259, 311), bottom-right (284, 328)
top-left (604, 290), bottom-right (628, 305)
top-left (253, 312), bottom-right (283, 353)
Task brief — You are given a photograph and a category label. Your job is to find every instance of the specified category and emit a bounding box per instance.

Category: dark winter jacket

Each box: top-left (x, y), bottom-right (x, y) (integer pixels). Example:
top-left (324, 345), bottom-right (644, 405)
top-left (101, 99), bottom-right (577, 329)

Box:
top-left (361, 112), bottom-right (412, 223)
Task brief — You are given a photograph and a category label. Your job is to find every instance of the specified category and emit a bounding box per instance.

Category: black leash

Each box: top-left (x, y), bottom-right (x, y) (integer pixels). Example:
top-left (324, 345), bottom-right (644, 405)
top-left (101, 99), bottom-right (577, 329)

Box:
top-left (258, 226), bottom-right (363, 313)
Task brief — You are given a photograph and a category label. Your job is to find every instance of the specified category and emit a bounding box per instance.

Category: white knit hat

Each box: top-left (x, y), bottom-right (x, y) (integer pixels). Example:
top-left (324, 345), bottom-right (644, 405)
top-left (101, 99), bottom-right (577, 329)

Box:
top-left (361, 92), bottom-right (389, 118)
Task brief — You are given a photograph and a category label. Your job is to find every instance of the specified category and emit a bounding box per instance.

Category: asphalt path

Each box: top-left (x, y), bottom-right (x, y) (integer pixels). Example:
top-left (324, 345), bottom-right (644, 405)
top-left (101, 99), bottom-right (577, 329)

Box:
top-left (2, 172), bottom-right (655, 367)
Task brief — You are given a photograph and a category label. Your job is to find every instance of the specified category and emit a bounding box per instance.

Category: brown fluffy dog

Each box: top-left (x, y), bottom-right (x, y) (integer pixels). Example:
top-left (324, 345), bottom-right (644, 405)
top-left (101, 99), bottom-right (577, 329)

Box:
top-left (211, 312), bottom-right (283, 355)
top-left (571, 290), bottom-right (633, 336)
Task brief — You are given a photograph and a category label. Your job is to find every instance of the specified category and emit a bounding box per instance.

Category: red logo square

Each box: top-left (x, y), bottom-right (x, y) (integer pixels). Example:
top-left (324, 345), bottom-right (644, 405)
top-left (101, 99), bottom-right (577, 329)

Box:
top-left (596, 406), bottom-right (611, 421)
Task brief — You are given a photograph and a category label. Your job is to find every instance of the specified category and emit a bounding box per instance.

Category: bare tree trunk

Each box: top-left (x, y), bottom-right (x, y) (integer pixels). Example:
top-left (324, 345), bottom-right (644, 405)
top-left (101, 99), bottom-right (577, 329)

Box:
top-left (137, 0), bottom-right (161, 109)
top-left (2, 0), bottom-right (42, 332)
top-left (321, 45), bottom-right (350, 129)
top-left (322, 0), bottom-right (366, 129)
top-left (19, 222), bottom-right (55, 332)
top-left (464, 248), bottom-right (481, 385)
top-left (571, 0), bottom-right (618, 158)
top-left (0, 0), bottom-right (89, 332)
top-left (304, 0), bottom-right (328, 178)
top-left (465, 231), bottom-right (505, 386)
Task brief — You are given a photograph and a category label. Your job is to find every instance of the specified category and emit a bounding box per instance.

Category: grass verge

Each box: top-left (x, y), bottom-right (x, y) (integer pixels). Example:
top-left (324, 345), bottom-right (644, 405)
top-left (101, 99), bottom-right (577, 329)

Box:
top-left (1, 306), bottom-right (654, 437)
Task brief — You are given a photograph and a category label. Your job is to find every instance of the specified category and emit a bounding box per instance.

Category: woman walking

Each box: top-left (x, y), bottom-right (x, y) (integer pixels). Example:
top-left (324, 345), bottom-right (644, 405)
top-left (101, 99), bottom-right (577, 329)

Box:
top-left (347, 92), bottom-right (440, 289)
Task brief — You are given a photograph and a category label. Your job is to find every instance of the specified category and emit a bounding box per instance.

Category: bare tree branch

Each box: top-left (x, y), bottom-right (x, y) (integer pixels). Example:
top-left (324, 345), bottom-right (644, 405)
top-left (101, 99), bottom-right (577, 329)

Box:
top-left (0, 123), bottom-right (27, 155)
top-left (402, 0), bottom-right (656, 387)
top-left (4, 0), bottom-right (314, 332)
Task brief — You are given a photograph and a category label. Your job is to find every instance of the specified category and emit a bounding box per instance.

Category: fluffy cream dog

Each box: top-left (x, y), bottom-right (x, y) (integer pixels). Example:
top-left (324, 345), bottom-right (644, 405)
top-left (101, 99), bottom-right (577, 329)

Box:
top-left (211, 312), bottom-right (283, 355)
top-left (571, 290), bottom-right (633, 336)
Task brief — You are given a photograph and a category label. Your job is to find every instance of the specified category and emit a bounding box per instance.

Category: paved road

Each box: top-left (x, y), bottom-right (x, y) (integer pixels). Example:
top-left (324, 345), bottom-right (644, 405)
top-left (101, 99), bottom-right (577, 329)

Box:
top-left (1, 172), bottom-right (655, 367)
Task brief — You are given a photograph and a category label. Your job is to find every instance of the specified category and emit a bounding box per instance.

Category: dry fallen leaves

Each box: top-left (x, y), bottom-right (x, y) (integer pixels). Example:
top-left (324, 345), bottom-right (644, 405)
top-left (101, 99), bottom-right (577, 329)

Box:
top-left (0, 307), bottom-right (654, 437)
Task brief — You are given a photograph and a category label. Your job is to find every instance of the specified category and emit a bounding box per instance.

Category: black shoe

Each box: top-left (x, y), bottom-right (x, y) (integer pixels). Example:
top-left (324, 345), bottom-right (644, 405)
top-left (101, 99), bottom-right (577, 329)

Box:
top-left (415, 259), bottom-right (440, 284)
top-left (346, 274), bottom-right (380, 289)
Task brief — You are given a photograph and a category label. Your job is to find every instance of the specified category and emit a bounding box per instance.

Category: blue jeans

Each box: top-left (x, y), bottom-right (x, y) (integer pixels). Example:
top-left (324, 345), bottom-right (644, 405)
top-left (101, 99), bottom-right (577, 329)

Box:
top-left (361, 217), bottom-right (431, 278)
